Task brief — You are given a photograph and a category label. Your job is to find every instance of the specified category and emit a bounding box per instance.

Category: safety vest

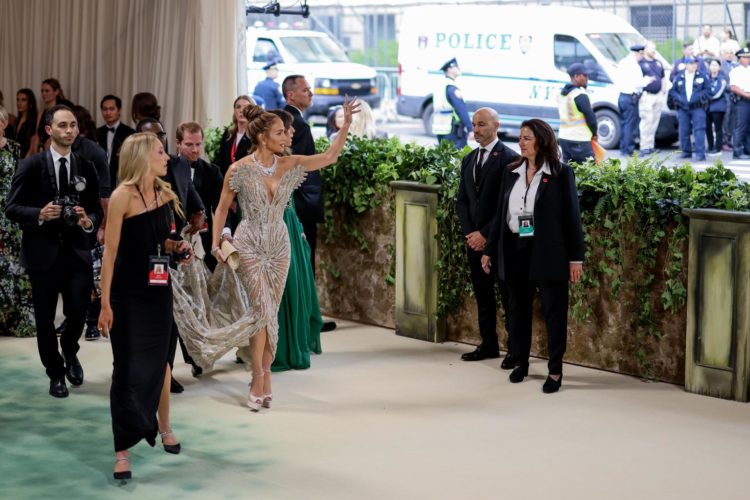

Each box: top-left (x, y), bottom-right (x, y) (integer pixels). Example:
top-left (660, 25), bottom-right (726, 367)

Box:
top-left (432, 76), bottom-right (457, 135)
top-left (558, 87), bottom-right (593, 141)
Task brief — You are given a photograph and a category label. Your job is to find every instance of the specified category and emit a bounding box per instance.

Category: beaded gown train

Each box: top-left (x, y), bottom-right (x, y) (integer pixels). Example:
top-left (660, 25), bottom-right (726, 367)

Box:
top-left (171, 159), bottom-right (307, 370)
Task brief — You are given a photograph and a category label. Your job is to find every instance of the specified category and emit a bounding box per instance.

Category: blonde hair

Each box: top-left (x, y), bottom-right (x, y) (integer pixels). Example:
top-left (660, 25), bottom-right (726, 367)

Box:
top-left (118, 132), bottom-right (184, 219)
top-left (349, 100), bottom-right (376, 139)
top-left (0, 105), bottom-right (8, 122)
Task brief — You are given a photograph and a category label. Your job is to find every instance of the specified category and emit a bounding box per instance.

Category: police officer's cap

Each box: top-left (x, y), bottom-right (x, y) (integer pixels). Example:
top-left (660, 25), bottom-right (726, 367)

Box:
top-left (262, 60), bottom-right (279, 70)
top-left (684, 56), bottom-right (698, 64)
top-left (736, 48), bottom-right (750, 58)
top-left (567, 63), bottom-right (591, 77)
top-left (440, 58), bottom-right (458, 72)
top-left (629, 44), bottom-right (646, 52)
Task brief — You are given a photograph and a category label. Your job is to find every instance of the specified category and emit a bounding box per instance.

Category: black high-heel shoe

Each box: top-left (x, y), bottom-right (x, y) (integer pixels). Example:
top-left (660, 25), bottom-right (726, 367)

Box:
top-left (160, 428), bottom-right (181, 454)
top-left (509, 364), bottom-right (529, 383)
top-left (543, 374), bottom-right (563, 394)
top-left (113, 457), bottom-right (132, 480)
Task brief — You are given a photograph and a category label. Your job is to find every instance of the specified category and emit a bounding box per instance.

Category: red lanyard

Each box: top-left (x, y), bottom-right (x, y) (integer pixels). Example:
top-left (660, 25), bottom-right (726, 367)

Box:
top-left (230, 136), bottom-right (238, 163)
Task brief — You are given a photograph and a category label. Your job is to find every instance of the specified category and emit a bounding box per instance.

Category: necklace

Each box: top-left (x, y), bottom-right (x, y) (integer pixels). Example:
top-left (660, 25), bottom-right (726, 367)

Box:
top-left (251, 153), bottom-right (278, 177)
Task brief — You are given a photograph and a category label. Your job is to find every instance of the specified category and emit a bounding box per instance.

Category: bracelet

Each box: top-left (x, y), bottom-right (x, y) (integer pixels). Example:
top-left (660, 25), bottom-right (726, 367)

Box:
top-left (211, 246), bottom-right (221, 256)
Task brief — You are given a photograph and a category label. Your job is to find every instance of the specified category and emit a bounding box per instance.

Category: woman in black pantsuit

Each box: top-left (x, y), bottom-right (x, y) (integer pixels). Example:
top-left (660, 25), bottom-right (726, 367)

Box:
top-left (98, 133), bottom-right (193, 480)
top-left (482, 119), bottom-right (584, 393)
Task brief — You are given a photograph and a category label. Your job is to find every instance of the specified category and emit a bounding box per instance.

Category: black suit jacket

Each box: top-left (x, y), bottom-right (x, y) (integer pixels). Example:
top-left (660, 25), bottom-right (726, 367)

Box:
top-left (5, 150), bottom-right (103, 272)
top-left (456, 140), bottom-right (520, 238)
top-left (163, 155), bottom-right (205, 232)
top-left (190, 158), bottom-right (223, 227)
top-left (484, 163), bottom-right (584, 282)
top-left (72, 136), bottom-right (111, 197)
top-left (216, 129), bottom-right (251, 176)
top-left (96, 123), bottom-right (135, 188)
top-left (285, 105), bottom-right (324, 224)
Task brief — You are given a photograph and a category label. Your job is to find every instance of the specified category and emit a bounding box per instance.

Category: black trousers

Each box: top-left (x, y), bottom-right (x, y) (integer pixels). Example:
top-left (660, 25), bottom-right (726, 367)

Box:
top-left (27, 246), bottom-right (93, 380)
top-left (467, 247), bottom-right (510, 353)
top-left (733, 100), bottom-right (750, 156)
top-left (559, 138), bottom-right (594, 165)
top-left (706, 111), bottom-right (725, 151)
top-left (503, 232), bottom-right (568, 375)
top-left (300, 218), bottom-right (318, 277)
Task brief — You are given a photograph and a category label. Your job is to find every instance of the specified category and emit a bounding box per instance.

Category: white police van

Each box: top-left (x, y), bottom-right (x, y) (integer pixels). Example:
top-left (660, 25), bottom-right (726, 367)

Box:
top-left (397, 5), bottom-right (677, 149)
top-left (247, 27), bottom-right (380, 116)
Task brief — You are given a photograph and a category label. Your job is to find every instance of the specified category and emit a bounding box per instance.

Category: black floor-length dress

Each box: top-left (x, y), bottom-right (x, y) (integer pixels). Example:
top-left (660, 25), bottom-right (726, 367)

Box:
top-left (109, 204), bottom-right (173, 452)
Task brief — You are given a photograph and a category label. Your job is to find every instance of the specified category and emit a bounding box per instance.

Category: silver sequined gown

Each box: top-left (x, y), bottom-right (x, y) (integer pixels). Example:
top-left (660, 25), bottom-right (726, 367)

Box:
top-left (171, 162), bottom-right (307, 370)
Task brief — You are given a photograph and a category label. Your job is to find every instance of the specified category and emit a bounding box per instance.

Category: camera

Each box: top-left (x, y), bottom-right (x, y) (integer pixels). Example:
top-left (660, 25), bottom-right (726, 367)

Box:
top-left (54, 176), bottom-right (87, 227)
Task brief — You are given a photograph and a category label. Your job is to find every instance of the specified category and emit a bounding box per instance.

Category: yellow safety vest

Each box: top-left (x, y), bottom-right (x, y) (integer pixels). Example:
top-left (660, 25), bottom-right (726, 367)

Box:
top-left (432, 76), bottom-right (457, 135)
top-left (558, 87), bottom-right (593, 141)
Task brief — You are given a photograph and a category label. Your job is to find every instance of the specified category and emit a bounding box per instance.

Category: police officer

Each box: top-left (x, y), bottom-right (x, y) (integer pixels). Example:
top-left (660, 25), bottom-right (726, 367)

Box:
top-left (668, 56), bottom-right (710, 161)
top-left (638, 41), bottom-right (667, 155)
top-left (670, 43), bottom-right (708, 82)
top-left (618, 44), bottom-right (651, 156)
top-left (433, 57), bottom-right (473, 148)
top-left (729, 48), bottom-right (750, 159)
top-left (558, 62), bottom-right (597, 164)
top-left (253, 60), bottom-right (285, 110)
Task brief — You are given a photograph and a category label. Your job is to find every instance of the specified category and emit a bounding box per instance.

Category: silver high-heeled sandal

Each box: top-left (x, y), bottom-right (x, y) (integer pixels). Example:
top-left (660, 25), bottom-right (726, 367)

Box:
top-left (247, 372), bottom-right (264, 412)
top-left (262, 369), bottom-right (272, 408)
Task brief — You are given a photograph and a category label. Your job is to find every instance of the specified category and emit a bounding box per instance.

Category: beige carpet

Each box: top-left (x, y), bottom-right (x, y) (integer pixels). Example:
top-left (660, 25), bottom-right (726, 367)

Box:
top-left (1, 320), bottom-right (748, 500)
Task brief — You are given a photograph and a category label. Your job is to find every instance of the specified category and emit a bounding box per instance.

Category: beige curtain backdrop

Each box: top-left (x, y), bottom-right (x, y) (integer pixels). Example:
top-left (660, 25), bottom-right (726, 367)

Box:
top-left (0, 0), bottom-right (241, 148)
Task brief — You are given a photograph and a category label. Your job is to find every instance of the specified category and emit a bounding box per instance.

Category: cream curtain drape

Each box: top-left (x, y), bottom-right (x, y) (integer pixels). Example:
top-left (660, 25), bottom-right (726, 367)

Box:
top-left (0, 0), bottom-right (241, 146)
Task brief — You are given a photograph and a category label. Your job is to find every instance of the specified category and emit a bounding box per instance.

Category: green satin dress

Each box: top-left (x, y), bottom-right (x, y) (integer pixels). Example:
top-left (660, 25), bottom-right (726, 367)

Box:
top-left (272, 200), bottom-right (323, 371)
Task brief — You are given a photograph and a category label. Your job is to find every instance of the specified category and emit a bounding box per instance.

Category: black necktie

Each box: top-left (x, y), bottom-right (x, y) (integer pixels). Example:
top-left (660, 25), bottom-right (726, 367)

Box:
top-left (474, 148), bottom-right (486, 188)
top-left (58, 157), bottom-right (68, 196)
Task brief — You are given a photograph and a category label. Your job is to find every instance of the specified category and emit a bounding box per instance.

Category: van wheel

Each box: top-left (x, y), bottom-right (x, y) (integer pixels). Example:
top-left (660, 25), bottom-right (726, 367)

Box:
top-left (422, 103), bottom-right (435, 136)
top-left (595, 109), bottom-right (620, 150)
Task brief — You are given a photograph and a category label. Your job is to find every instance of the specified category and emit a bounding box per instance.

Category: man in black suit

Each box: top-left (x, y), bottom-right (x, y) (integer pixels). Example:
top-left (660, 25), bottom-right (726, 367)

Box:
top-left (457, 108), bottom-right (519, 364)
top-left (137, 118), bottom-right (205, 386)
top-left (282, 75), bottom-right (336, 332)
top-left (96, 95), bottom-right (135, 189)
top-left (5, 105), bottom-right (102, 397)
top-left (175, 121), bottom-right (223, 271)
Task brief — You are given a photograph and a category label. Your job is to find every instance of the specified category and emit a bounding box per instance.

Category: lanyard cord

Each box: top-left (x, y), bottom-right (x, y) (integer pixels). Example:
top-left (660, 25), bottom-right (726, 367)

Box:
top-left (135, 184), bottom-right (166, 256)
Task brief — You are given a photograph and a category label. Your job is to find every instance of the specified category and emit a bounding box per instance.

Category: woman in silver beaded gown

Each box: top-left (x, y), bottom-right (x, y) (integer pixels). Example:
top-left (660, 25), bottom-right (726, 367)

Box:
top-left (171, 98), bottom-right (358, 411)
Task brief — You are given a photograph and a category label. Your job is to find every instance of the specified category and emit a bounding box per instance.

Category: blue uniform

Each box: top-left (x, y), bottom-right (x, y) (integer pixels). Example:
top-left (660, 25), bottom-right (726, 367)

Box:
top-left (438, 84), bottom-right (473, 148)
top-left (668, 71), bottom-right (710, 159)
top-left (253, 78), bottom-right (284, 110)
top-left (670, 57), bottom-right (708, 81)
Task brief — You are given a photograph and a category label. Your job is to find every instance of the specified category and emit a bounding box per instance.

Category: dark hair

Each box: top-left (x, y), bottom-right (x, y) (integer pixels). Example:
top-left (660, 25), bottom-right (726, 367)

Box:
top-left (42, 78), bottom-right (66, 101)
top-left (510, 119), bottom-right (562, 176)
top-left (243, 104), bottom-right (282, 149)
top-left (100, 94), bottom-right (122, 110)
top-left (135, 117), bottom-right (162, 132)
top-left (16, 88), bottom-right (37, 124)
top-left (281, 75), bottom-right (305, 100)
top-left (176, 121), bottom-right (204, 142)
top-left (72, 105), bottom-right (96, 139)
top-left (45, 104), bottom-right (74, 127)
top-left (325, 105), bottom-right (343, 138)
top-left (131, 92), bottom-right (161, 121)
top-left (268, 109), bottom-right (293, 130)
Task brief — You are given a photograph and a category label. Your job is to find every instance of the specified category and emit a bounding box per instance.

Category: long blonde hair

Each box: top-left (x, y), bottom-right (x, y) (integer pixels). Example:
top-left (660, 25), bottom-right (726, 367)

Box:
top-left (349, 100), bottom-right (376, 139)
top-left (118, 132), bottom-right (184, 219)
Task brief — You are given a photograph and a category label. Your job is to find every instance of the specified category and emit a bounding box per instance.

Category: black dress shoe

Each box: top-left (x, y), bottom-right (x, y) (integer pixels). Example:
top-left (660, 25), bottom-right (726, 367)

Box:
top-left (500, 353), bottom-right (520, 370)
top-left (55, 319), bottom-right (67, 337)
top-left (64, 355), bottom-right (84, 386)
top-left (461, 348), bottom-right (500, 362)
top-left (170, 376), bottom-right (184, 394)
top-left (543, 374), bottom-right (563, 394)
top-left (49, 378), bottom-right (69, 398)
top-left (191, 364), bottom-right (203, 378)
top-left (85, 324), bottom-right (100, 341)
top-left (321, 321), bottom-right (337, 332)
top-left (509, 364), bottom-right (529, 383)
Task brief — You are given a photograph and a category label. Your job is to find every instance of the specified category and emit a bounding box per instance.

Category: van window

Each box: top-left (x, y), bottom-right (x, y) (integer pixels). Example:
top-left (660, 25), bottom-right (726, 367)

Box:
top-left (554, 34), bottom-right (611, 83)
top-left (282, 36), bottom-right (349, 63)
top-left (254, 38), bottom-right (282, 63)
top-left (587, 32), bottom-right (645, 63)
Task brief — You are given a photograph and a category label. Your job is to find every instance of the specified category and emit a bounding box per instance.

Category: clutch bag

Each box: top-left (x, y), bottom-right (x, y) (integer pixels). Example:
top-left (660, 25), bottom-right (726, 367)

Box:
top-left (221, 240), bottom-right (240, 271)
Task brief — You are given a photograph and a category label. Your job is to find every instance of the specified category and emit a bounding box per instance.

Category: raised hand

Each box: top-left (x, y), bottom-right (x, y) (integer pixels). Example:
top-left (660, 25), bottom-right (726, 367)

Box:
top-left (342, 95), bottom-right (361, 127)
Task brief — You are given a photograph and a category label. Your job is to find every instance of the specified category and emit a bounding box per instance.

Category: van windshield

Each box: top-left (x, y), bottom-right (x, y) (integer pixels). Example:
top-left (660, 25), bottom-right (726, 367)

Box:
top-left (587, 33), bottom-right (645, 62)
top-left (282, 36), bottom-right (349, 63)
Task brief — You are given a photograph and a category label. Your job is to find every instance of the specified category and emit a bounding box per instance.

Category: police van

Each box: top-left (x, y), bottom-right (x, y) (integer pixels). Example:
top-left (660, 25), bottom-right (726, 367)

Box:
top-left (247, 27), bottom-right (380, 116)
top-left (397, 5), bottom-right (677, 149)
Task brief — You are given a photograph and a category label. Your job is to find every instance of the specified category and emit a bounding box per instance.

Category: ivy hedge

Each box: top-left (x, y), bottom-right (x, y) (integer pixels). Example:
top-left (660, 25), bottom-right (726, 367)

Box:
top-left (315, 136), bottom-right (750, 377)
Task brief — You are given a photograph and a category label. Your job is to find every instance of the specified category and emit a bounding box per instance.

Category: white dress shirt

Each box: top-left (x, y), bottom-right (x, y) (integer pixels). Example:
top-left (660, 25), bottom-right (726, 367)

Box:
top-left (473, 137), bottom-right (498, 182)
top-left (685, 71), bottom-right (696, 101)
top-left (506, 161), bottom-right (551, 233)
top-left (729, 64), bottom-right (750, 92)
top-left (50, 146), bottom-right (71, 189)
top-left (693, 35), bottom-right (721, 57)
top-left (617, 54), bottom-right (652, 94)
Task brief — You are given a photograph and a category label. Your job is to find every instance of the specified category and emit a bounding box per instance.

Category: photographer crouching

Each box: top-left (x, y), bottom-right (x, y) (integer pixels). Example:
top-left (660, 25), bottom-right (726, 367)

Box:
top-left (5, 105), bottom-right (102, 398)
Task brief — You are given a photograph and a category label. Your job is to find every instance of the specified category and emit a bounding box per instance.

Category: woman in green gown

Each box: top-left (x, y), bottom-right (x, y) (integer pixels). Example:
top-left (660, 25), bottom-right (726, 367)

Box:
top-left (265, 109), bottom-right (322, 371)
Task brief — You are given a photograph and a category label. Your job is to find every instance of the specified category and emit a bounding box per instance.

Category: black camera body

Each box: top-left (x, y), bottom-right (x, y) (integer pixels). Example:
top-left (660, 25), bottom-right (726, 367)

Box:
top-left (54, 176), bottom-right (87, 227)
top-left (54, 195), bottom-right (81, 226)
